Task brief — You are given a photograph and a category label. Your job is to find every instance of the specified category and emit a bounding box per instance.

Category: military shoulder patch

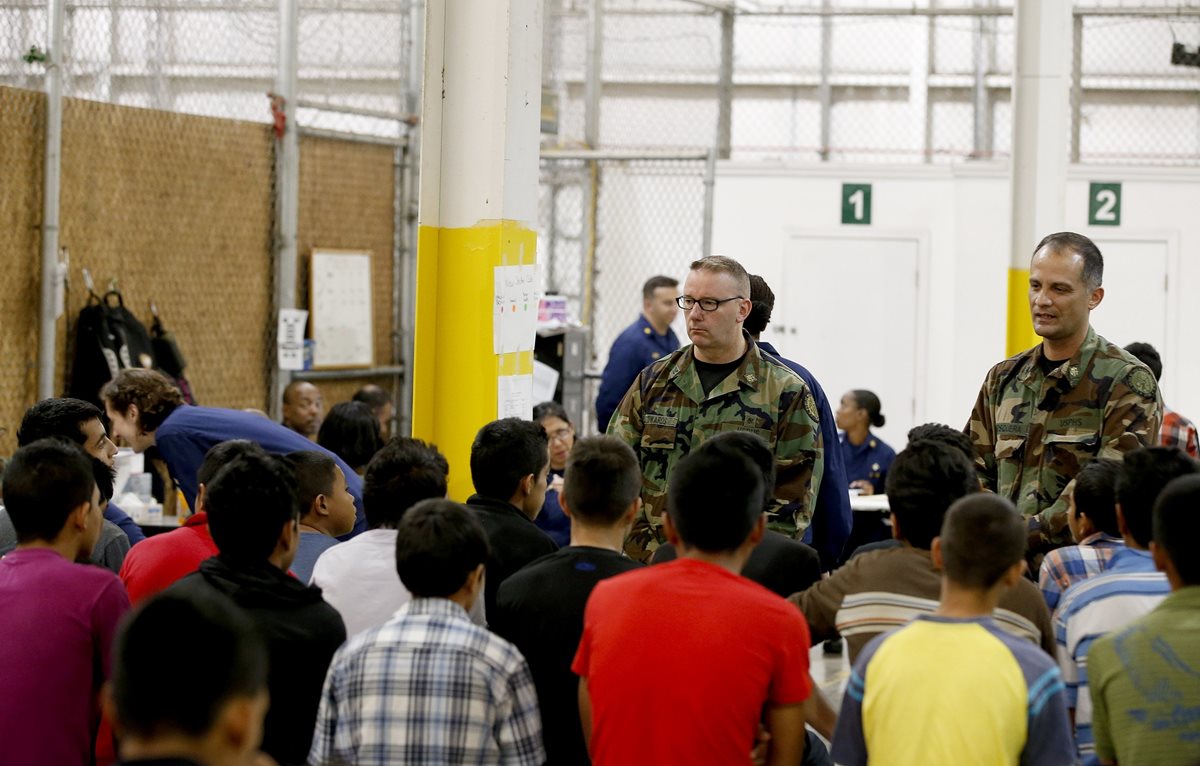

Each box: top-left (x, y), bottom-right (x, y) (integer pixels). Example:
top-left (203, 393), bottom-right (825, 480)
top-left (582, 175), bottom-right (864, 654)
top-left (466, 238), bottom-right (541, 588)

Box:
top-left (1126, 366), bottom-right (1157, 399)
top-left (803, 390), bottom-right (819, 422)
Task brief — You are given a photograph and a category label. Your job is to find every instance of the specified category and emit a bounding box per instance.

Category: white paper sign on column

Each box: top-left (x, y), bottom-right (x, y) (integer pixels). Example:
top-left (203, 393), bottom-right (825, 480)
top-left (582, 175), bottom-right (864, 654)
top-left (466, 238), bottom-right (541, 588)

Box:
top-left (494, 264), bottom-right (540, 354)
top-left (498, 374), bottom-right (534, 420)
top-left (277, 309), bottom-right (309, 371)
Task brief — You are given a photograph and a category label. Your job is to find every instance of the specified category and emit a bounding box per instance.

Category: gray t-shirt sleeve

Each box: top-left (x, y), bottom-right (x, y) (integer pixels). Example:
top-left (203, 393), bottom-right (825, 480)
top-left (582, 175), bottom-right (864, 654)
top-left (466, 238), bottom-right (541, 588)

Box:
top-left (91, 519), bottom-right (131, 573)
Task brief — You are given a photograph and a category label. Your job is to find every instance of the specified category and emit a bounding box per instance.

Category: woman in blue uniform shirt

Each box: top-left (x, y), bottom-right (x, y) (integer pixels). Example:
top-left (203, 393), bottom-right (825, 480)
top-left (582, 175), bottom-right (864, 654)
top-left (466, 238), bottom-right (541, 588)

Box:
top-left (835, 389), bottom-right (895, 496)
top-left (532, 401), bottom-right (574, 547)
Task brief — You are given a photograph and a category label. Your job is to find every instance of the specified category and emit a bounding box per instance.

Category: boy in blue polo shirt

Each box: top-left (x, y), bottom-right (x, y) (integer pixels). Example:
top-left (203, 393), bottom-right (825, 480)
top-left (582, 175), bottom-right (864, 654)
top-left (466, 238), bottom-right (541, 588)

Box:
top-left (832, 494), bottom-right (1073, 766)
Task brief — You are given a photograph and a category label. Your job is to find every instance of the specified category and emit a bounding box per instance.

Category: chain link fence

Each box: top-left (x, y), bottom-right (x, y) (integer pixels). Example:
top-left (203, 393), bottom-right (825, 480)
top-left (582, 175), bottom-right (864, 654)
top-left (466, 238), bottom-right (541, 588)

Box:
top-left (538, 153), bottom-right (710, 433)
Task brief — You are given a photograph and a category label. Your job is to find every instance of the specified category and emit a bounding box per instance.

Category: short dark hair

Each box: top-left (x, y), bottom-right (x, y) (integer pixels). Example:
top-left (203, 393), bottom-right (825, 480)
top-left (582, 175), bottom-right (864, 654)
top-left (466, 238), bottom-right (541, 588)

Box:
top-left (351, 383), bottom-right (392, 412)
top-left (205, 448), bottom-right (299, 563)
top-left (907, 423), bottom-right (974, 464)
top-left (744, 274), bottom-right (775, 336)
top-left (282, 379), bottom-right (318, 404)
top-left (112, 590), bottom-right (267, 739)
top-left (362, 438), bottom-right (449, 529)
top-left (851, 390), bottom-right (886, 429)
top-left (667, 435), bottom-right (765, 553)
top-left (642, 275), bottom-right (678, 300)
top-left (940, 494), bottom-right (1026, 589)
top-left (100, 369), bottom-right (184, 433)
top-left (286, 451), bottom-right (338, 519)
top-left (1115, 447), bottom-right (1200, 547)
top-left (1072, 459), bottom-right (1121, 537)
top-left (1153, 474), bottom-right (1200, 585)
top-left (2, 439), bottom-right (96, 543)
top-left (707, 431), bottom-right (776, 510)
top-left (17, 398), bottom-right (102, 446)
top-left (885, 440), bottom-right (979, 549)
top-left (317, 401), bottom-right (383, 472)
top-left (1034, 231), bottom-right (1104, 290)
top-left (562, 436), bottom-right (641, 526)
top-left (470, 419), bottom-right (549, 500)
top-left (1123, 342), bottom-right (1162, 381)
top-left (394, 499), bottom-right (489, 598)
top-left (197, 440), bottom-right (258, 488)
top-left (532, 401), bottom-right (570, 425)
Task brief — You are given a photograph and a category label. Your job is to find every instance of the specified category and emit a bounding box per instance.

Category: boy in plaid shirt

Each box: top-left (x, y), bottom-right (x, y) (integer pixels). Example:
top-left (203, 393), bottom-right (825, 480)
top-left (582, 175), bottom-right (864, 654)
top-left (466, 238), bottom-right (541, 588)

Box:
top-left (1038, 459), bottom-right (1125, 610)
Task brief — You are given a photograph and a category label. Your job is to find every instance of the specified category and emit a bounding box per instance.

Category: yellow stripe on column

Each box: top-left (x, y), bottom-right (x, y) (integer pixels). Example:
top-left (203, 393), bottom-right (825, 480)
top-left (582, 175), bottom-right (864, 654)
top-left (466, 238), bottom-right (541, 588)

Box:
top-left (412, 220), bottom-right (538, 502)
top-left (1005, 267), bottom-right (1039, 358)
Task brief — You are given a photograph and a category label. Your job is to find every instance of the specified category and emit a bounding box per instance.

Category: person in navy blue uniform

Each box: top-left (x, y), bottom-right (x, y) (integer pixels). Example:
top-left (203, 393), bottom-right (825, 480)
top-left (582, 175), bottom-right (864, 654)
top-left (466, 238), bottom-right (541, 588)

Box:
top-left (746, 275), bottom-right (852, 571)
top-left (101, 368), bottom-right (367, 537)
top-left (835, 389), bottom-right (896, 495)
top-left (531, 400), bottom-right (575, 547)
top-left (594, 275), bottom-right (681, 431)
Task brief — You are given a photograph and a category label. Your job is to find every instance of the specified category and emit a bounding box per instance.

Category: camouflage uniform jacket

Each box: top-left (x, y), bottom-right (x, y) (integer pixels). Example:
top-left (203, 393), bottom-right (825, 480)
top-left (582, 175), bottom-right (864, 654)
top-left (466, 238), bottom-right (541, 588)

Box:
top-left (608, 333), bottom-right (824, 561)
top-left (966, 326), bottom-right (1162, 546)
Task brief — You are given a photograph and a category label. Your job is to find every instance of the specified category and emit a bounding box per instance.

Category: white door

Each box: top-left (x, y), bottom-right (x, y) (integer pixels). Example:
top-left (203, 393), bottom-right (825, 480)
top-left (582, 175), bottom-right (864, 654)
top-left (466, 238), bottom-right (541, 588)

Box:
top-left (770, 233), bottom-right (921, 452)
top-left (1088, 237), bottom-right (1168, 353)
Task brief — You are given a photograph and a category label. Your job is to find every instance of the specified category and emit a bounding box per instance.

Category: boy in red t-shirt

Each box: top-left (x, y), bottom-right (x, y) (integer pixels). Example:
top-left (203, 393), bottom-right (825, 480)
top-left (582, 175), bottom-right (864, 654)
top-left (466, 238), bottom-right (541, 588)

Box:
top-left (573, 432), bottom-right (813, 766)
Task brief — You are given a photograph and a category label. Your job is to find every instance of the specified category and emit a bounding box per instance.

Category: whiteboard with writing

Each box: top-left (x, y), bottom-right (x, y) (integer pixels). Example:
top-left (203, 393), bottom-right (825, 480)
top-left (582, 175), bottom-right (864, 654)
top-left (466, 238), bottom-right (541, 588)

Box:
top-left (310, 250), bottom-right (374, 369)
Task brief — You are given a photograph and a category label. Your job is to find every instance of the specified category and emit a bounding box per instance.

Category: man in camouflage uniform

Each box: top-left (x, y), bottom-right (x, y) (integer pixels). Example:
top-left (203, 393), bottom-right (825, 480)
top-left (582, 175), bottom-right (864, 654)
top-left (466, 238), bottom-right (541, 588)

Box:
top-left (608, 256), bottom-right (824, 561)
top-left (966, 232), bottom-right (1162, 551)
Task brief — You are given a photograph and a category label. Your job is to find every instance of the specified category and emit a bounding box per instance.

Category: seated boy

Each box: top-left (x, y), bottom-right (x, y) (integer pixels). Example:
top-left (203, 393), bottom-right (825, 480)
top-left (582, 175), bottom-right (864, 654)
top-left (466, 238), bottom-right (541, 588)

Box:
top-left (286, 451), bottom-right (357, 582)
top-left (310, 499), bottom-right (544, 765)
top-left (1037, 458), bottom-right (1124, 610)
top-left (832, 494), bottom-right (1073, 766)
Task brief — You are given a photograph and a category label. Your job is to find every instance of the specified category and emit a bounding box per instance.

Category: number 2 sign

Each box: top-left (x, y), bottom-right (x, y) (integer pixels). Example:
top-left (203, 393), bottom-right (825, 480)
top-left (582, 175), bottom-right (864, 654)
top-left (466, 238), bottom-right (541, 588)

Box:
top-left (1089, 182), bottom-right (1121, 227)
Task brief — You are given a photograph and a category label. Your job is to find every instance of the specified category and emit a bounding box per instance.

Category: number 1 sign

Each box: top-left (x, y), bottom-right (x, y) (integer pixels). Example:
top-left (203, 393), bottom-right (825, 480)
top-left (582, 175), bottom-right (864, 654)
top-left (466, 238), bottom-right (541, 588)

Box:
top-left (841, 183), bottom-right (872, 225)
top-left (1089, 182), bottom-right (1122, 227)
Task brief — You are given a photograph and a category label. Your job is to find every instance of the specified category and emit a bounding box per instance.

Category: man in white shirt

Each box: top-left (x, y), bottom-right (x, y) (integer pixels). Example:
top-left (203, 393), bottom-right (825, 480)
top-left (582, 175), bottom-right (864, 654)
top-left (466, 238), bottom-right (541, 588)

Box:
top-left (311, 437), bottom-right (486, 635)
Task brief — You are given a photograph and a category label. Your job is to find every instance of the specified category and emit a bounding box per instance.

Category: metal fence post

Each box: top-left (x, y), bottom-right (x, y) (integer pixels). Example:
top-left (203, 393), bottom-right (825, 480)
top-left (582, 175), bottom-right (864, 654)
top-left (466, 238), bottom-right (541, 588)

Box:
top-left (270, 0), bottom-right (300, 419)
top-left (38, 0), bottom-right (65, 401)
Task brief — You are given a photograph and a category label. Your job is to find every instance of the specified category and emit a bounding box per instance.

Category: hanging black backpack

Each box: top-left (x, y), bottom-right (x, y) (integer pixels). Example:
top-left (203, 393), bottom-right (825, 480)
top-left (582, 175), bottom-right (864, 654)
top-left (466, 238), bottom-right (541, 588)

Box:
top-left (67, 289), bottom-right (157, 407)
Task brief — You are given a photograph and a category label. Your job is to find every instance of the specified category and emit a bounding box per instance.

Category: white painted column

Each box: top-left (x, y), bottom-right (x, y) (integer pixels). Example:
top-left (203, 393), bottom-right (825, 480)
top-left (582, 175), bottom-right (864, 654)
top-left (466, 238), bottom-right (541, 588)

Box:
top-left (1006, 0), bottom-right (1071, 355)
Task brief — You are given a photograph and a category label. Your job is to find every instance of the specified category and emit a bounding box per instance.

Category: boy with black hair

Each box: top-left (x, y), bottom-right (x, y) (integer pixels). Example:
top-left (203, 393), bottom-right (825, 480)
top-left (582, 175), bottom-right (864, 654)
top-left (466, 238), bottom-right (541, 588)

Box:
top-left (652, 431), bottom-right (822, 598)
top-left (16, 396), bottom-right (145, 545)
top-left (1053, 446), bottom-right (1199, 764)
top-left (492, 435), bottom-right (645, 765)
top-left (286, 450), bottom-right (356, 582)
top-left (310, 436), bottom-right (481, 635)
top-left (106, 590), bottom-right (270, 766)
top-left (832, 494), bottom-right (1074, 766)
top-left (311, 499), bottom-right (545, 765)
top-left (119, 440), bottom-right (255, 604)
top-left (791, 438), bottom-right (1055, 662)
top-left (1089, 473), bottom-right (1200, 766)
top-left (168, 447), bottom-right (345, 766)
top-left (467, 418), bottom-right (558, 617)
top-left (0, 440), bottom-right (131, 766)
top-left (573, 437), bottom-right (812, 766)
top-left (1038, 458), bottom-right (1124, 610)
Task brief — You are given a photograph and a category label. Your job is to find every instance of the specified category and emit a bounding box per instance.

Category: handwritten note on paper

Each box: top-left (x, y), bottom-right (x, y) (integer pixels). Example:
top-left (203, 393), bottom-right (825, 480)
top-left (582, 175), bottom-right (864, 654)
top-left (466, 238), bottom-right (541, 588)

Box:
top-left (493, 264), bottom-right (540, 355)
top-left (277, 309), bottom-right (309, 371)
top-left (498, 374), bottom-right (534, 420)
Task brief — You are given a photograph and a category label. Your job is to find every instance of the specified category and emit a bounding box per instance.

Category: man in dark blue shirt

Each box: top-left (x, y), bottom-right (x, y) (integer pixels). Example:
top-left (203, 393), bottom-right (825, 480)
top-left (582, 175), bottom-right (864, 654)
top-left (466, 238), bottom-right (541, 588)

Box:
top-left (594, 275), bottom-right (681, 431)
top-left (101, 369), bottom-right (366, 536)
top-left (746, 275), bottom-right (851, 571)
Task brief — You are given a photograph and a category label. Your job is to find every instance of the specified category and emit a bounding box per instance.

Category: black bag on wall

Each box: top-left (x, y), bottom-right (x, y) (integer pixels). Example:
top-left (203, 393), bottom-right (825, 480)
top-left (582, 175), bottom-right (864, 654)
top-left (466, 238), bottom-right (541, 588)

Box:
top-left (67, 290), bottom-right (157, 407)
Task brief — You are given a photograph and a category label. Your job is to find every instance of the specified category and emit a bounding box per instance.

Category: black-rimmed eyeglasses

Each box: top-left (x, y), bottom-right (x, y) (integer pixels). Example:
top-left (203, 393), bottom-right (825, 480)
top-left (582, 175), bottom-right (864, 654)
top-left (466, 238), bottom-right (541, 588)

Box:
top-left (676, 296), bottom-right (743, 312)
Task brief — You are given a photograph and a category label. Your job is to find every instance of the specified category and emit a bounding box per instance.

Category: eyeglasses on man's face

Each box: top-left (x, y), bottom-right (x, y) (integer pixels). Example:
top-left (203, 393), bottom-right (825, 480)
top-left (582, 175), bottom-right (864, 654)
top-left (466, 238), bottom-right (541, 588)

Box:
top-left (676, 295), bottom-right (743, 312)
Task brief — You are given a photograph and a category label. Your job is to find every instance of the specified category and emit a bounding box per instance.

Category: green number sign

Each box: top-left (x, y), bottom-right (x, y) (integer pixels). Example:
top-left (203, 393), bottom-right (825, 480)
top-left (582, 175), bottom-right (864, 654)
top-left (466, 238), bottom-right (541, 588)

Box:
top-left (841, 183), bottom-right (872, 225)
top-left (1088, 182), bottom-right (1121, 227)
